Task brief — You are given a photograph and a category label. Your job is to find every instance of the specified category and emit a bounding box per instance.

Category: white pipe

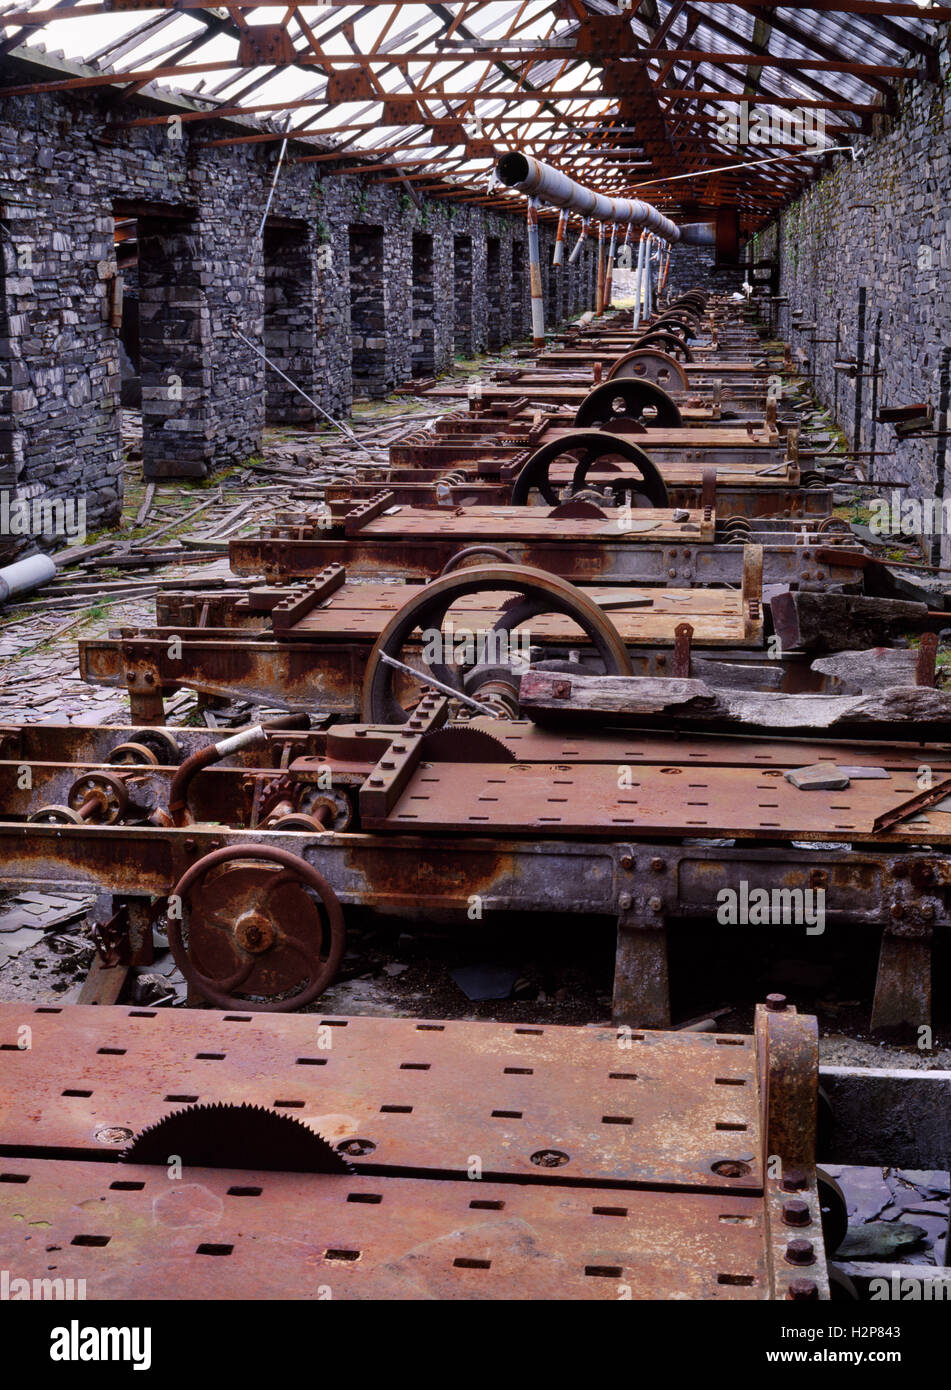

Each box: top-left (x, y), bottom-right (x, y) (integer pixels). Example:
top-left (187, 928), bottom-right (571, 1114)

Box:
top-left (632, 234), bottom-right (647, 330)
top-left (552, 209), bottom-right (567, 267)
top-left (0, 553), bottom-right (57, 604)
top-left (497, 153), bottom-right (681, 243)
top-left (526, 197), bottom-right (546, 347)
top-left (567, 218), bottom-right (589, 265)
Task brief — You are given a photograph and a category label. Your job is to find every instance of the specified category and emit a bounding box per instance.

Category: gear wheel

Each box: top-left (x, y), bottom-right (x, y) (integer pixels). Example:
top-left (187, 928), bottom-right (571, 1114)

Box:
top-left (121, 1102), bottom-right (353, 1174)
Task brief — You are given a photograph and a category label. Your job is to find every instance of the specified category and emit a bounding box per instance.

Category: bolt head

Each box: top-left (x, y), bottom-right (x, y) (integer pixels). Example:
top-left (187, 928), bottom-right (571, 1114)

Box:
top-left (781, 1168), bottom-right (807, 1193)
top-left (618, 893), bottom-right (633, 911)
top-left (787, 1279), bottom-right (818, 1301)
top-left (785, 1239), bottom-right (816, 1266)
top-left (650, 857), bottom-right (665, 873)
top-left (782, 1200), bottom-right (811, 1227)
top-left (765, 993), bottom-right (787, 1012)
top-left (648, 896), bottom-right (662, 913)
top-left (619, 854), bottom-right (634, 871)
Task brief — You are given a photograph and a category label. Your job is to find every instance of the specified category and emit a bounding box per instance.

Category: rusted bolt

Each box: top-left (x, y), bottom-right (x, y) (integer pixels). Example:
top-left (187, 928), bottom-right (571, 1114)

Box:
top-left (921, 902), bottom-right (936, 921)
top-left (355, 729), bottom-right (367, 737)
top-left (785, 1239), bottom-right (816, 1266)
top-left (531, 1149), bottom-right (570, 1168)
top-left (618, 893), bottom-right (633, 911)
top-left (892, 862), bottom-right (907, 878)
top-left (765, 993), bottom-right (787, 1012)
top-left (619, 854), bottom-right (634, 871)
top-left (712, 1159), bottom-right (751, 1178)
top-left (782, 1200), bottom-right (811, 1227)
top-left (890, 902), bottom-right (904, 919)
top-left (781, 1168), bottom-right (807, 1192)
top-left (648, 896), bottom-right (662, 913)
top-left (668, 568), bottom-right (677, 578)
top-left (337, 1138), bottom-right (376, 1157)
top-left (552, 680), bottom-right (571, 698)
top-left (125, 670), bottom-right (136, 682)
top-left (787, 1279), bottom-right (819, 1301)
top-left (144, 673), bottom-right (155, 685)
top-left (809, 869), bottom-right (827, 889)
top-left (184, 839), bottom-right (196, 854)
top-left (650, 857), bottom-right (665, 872)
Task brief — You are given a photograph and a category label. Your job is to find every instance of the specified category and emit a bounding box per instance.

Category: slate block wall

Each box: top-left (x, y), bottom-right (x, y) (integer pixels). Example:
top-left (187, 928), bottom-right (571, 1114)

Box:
top-left (0, 68), bottom-right (581, 541)
top-left (750, 34), bottom-right (951, 558)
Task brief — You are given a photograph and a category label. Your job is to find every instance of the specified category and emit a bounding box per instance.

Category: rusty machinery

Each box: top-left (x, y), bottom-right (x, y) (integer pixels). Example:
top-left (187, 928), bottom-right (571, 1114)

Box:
top-left (0, 1000), bottom-right (837, 1300)
top-left (1, 706), bottom-right (950, 1031)
top-left (225, 493), bottom-right (857, 586)
top-left (76, 557), bottom-right (780, 721)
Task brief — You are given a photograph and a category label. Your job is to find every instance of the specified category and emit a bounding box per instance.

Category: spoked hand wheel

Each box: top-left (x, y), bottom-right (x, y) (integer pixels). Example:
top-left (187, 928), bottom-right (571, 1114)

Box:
top-left (574, 380), bottom-right (683, 431)
top-left (166, 845), bottom-right (346, 1011)
top-left (511, 430), bottom-right (669, 509)
top-left (361, 562), bottom-right (632, 724)
top-left (606, 349), bottom-right (689, 393)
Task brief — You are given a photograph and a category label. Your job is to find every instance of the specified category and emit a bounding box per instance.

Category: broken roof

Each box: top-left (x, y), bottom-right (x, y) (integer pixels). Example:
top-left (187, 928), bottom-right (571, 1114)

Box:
top-left (0, 2), bottom-right (945, 230)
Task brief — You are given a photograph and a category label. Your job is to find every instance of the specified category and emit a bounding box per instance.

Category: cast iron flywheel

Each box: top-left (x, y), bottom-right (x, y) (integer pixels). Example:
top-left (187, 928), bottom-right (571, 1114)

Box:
top-left (574, 379), bottom-right (684, 431)
top-left (361, 562), bottom-right (632, 724)
top-left (606, 349), bottom-right (689, 393)
top-left (634, 330), bottom-right (693, 362)
top-left (511, 430), bottom-right (668, 509)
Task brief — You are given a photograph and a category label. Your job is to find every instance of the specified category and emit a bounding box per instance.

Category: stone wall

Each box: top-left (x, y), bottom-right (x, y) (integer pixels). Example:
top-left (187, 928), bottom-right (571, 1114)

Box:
top-left (749, 33), bottom-right (951, 559)
top-left (0, 61), bottom-right (584, 546)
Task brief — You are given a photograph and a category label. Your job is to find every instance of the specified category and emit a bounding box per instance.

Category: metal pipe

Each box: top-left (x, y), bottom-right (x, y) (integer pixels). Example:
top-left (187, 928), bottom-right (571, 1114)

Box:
top-left (632, 233), bottom-right (647, 330)
top-left (0, 553), bottom-right (57, 605)
top-left (497, 152), bottom-right (681, 242)
top-left (603, 223), bottom-right (618, 309)
top-left (567, 218), bottom-right (589, 265)
top-left (594, 222), bottom-right (605, 317)
top-left (552, 209), bottom-right (567, 267)
top-left (526, 197), bottom-right (546, 348)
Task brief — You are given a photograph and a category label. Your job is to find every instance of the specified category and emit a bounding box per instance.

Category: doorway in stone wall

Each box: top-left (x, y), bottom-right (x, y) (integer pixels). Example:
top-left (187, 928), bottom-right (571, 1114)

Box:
top-left (510, 240), bottom-right (526, 339)
top-left (111, 207), bottom-right (143, 468)
top-left (486, 236), bottom-right (503, 350)
top-left (263, 217), bottom-right (314, 425)
top-left (349, 224), bottom-right (387, 398)
top-left (453, 233), bottom-right (473, 358)
top-left (411, 231), bottom-right (435, 376)
top-left (114, 200), bottom-right (206, 479)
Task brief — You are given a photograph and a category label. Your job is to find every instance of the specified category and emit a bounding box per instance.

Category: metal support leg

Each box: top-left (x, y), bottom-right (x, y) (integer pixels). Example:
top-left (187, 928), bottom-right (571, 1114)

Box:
top-left (595, 223), bottom-right (605, 317)
top-left (632, 234), bottom-right (647, 330)
top-left (870, 923), bottom-right (932, 1033)
top-left (526, 198), bottom-right (546, 348)
top-left (613, 903), bottom-right (670, 1028)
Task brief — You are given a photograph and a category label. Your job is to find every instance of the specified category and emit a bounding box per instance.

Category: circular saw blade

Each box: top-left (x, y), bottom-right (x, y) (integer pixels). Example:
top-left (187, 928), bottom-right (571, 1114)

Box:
top-left (120, 1102), bottom-right (354, 1174)
top-left (418, 725), bottom-right (517, 763)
